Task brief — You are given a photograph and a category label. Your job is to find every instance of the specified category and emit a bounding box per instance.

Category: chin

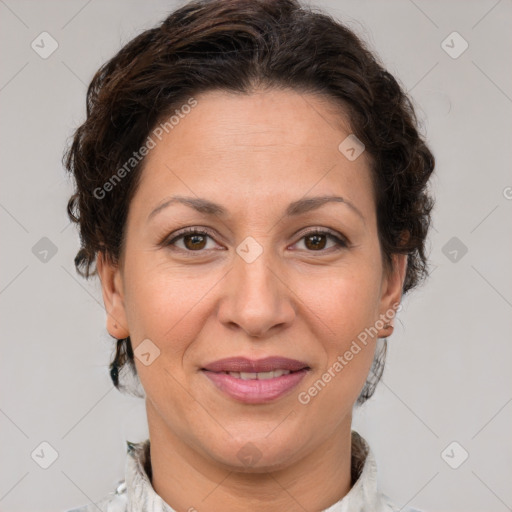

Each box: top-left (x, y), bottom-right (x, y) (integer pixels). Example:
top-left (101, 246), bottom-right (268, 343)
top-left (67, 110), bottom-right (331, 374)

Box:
top-left (204, 435), bottom-right (304, 473)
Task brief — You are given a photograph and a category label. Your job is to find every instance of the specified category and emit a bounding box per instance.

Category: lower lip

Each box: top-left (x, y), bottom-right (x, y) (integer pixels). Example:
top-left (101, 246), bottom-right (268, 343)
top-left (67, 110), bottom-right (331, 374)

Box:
top-left (202, 369), bottom-right (309, 404)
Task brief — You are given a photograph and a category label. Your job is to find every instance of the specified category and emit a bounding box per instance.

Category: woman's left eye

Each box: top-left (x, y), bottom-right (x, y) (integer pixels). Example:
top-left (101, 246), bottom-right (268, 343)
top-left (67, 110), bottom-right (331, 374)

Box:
top-left (293, 230), bottom-right (348, 251)
top-left (164, 228), bottom-right (348, 253)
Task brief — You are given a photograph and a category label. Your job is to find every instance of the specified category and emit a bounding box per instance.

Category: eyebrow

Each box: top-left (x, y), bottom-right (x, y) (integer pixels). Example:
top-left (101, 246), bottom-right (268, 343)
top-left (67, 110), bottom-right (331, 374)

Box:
top-left (147, 194), bottom-right (365, 223)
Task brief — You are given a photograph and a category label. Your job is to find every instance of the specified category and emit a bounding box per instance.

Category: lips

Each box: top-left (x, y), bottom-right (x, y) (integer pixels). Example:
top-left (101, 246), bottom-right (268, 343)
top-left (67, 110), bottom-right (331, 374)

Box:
top-left (201, 357), bottom-right (311, 403)
top-left (201, 356), bottom-right (310, 374)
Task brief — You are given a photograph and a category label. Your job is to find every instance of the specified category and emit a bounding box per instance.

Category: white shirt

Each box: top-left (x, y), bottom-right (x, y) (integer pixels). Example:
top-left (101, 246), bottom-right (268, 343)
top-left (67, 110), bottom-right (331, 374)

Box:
top-left (66, 431), bottom-right (422, 512)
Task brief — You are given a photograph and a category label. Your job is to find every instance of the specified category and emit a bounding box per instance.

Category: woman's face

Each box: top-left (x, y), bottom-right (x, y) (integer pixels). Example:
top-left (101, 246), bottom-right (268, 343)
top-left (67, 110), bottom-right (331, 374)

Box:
top-left (97, 88), bottom-right (406, 471)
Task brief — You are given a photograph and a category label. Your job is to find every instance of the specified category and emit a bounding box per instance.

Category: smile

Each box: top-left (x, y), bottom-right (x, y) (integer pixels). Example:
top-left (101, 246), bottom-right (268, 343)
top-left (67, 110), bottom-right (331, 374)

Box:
top-left (202, 368), bottom-right (309, 404)
top-left (217, 369), bottom-right (292, 380)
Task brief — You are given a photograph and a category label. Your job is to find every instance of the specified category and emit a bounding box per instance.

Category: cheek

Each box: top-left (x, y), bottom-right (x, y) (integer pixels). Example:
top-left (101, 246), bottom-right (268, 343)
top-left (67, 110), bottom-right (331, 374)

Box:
top-left (123, 260), bottom-right (218, 354)
top-left (297, 263), bottom-right (382, 342)
top-left (122, 266), bottom-right (201, 399)
top-left (294, 262), bottom-right (381, 397)
top-left (125, 258), bottom-right (180, 320)
top-left (297, 272), bottom-right (379, 422)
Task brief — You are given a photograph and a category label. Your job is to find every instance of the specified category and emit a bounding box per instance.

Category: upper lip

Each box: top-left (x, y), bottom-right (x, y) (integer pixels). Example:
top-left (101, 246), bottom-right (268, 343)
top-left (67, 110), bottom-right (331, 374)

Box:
top-left (202, 357), bottom-right (310, 373)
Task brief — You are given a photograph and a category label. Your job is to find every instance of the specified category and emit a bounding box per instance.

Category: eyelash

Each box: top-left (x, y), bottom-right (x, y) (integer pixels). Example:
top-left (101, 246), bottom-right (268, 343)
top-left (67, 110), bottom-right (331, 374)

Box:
top-left (164, 227), bottom-right (348, 254)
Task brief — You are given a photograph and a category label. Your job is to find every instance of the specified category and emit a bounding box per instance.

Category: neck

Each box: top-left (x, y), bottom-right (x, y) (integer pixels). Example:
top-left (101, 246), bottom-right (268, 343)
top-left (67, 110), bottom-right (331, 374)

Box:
top-left (145, 400), bottom-right (354, 512)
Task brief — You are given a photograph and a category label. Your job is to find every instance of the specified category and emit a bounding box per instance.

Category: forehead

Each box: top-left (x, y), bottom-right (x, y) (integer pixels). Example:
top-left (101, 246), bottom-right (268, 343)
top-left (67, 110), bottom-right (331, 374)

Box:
top-left (129, 88), bottom-right (375, 223)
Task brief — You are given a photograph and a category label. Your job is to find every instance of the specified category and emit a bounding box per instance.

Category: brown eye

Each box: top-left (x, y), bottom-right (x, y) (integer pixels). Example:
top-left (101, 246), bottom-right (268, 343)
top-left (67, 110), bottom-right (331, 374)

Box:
top-left (295, 230), bottom-right (348, 252)
top-left (165, 227), bottom-right (347, 254)
top-left (182, 233), bottom-right (208, 250)
top-left (304, 233), bottom-right (327, 250)
top-left (166, 228), bottom-right (217, 252)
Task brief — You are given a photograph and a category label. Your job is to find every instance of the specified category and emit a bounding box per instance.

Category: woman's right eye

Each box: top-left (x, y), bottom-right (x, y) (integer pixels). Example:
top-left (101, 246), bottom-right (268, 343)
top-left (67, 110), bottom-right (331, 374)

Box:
top-left (166, 228), bottom-right (219, 252)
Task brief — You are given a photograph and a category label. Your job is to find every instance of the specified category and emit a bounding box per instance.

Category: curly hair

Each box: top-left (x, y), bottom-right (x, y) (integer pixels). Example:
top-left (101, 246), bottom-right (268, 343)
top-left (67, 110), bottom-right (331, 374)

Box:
top-left (64, 0), bottom-right (435, 403)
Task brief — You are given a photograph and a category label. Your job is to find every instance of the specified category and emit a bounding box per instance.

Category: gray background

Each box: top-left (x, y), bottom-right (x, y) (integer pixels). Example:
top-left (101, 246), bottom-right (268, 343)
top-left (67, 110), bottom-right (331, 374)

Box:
top-left (1, 1), bottom-right (511, 511)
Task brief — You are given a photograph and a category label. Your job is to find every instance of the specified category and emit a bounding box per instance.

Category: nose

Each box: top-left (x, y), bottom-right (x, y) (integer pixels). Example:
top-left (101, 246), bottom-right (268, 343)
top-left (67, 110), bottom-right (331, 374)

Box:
top-left (217, 244), bottom-right (296, 338)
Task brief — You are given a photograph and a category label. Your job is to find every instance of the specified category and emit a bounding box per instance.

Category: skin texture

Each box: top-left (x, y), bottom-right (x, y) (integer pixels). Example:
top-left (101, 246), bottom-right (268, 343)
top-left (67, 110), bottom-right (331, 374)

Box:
top-left (96, 88), bottom-right (407, 512)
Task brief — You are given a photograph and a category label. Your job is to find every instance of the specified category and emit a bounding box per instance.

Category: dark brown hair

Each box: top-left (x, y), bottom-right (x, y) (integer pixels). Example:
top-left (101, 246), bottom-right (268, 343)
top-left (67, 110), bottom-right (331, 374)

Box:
top-left (64, 0), bottom-right (435, 403)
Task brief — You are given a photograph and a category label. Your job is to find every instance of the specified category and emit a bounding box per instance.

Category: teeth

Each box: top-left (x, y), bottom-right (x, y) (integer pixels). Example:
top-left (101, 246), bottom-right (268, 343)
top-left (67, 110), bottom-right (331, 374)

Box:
top-left (268, 369), bottom-right (291, 378)
top-left (225, 370), bottom-right (292, 380)
top-left (240, 372), bottom-right (258, 380)
top-left (254, 371), bottom-right (275, 380)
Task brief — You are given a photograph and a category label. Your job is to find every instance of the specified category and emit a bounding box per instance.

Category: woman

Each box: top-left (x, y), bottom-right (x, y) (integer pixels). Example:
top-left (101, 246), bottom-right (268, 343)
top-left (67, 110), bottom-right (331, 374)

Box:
top-left (64, 0), bottom-right (434, 510)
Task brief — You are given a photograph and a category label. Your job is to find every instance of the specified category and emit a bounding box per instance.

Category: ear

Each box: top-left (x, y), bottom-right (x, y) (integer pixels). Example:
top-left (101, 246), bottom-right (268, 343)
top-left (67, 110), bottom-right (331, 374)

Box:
top-left (377, 252), bottom-right (408, 338)
top-left (96, 251), bottom-right (130, 339)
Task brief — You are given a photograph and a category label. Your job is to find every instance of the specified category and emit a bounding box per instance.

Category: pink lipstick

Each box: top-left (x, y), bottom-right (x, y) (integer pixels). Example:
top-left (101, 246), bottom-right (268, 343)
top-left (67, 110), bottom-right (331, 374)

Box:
top-left (201, 356), bottom-right (310, 404)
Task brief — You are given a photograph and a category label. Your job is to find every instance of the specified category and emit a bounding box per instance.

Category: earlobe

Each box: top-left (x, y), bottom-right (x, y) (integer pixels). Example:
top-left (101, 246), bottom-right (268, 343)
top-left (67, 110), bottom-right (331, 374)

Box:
top-left (96, 251), bottom-right (130, 339)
